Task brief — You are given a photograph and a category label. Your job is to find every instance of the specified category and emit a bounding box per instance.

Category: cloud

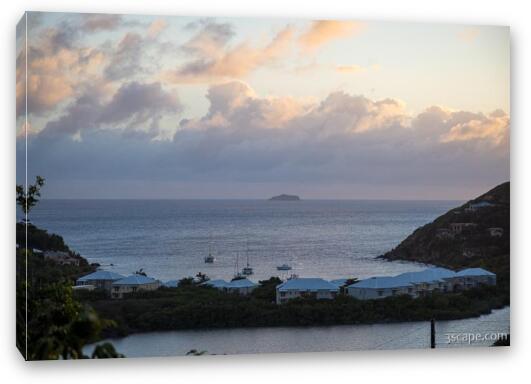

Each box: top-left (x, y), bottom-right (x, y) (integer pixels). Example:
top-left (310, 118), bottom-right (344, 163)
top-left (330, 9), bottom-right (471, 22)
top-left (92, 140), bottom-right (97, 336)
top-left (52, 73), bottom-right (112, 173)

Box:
top-left (441, 109), bottom-right (509, 145)
top-left (20, 82), bottom-right (508, 198)
top-left (164, 20), bottom-right (294, 83)
top-left (40, 81), bottom-right (182, 139)
top-left (16, 26), bottom-right (105, 117)
top-left (458, 27), bottom-right (481, 43)
top-left (147, 19), bottom-right (167, 38)
top-left (82, 14), bottom-right (123, 31)
top-left (299, 20), bottom-right (365, 51)
top-left (104, 32), bottom-right (145, 80)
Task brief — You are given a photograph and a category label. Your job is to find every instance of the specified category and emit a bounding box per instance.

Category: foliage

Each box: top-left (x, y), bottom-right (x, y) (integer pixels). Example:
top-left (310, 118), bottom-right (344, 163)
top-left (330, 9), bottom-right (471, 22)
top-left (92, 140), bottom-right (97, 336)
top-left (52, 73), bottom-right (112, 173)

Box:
top-left (16, 176), bottom-right (45, 216)
top-left (16, 228), bottom-right (123, 360)
top-left (85, 282), bottom-right (508, 339)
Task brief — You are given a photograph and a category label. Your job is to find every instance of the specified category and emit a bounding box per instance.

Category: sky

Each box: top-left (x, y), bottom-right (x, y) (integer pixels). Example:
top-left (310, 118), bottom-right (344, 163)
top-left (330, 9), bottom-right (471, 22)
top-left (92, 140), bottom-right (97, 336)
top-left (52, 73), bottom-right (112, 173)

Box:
top-left (16, 12), bottom-right (510, 200)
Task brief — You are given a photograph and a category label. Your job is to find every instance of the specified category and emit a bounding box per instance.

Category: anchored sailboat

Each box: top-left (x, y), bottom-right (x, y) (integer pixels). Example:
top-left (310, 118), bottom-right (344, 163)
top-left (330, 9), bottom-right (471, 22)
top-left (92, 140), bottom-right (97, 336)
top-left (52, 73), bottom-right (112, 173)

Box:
top-left (241, 240), bottom-right (254, 276)
top-left (204, 235), bottom-right (215, 263)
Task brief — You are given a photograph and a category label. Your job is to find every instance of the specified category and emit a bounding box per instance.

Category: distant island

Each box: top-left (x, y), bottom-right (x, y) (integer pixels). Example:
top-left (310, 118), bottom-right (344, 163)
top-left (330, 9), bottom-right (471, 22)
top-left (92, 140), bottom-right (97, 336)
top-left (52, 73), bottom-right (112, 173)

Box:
top-left (269, 194), bottom-right (300, 201)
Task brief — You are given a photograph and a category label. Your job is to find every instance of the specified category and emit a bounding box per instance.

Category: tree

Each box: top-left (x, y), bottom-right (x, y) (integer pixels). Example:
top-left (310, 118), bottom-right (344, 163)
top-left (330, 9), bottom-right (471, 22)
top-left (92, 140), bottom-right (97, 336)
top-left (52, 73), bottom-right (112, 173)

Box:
top-left (16, 176), bottom-right (45, 218)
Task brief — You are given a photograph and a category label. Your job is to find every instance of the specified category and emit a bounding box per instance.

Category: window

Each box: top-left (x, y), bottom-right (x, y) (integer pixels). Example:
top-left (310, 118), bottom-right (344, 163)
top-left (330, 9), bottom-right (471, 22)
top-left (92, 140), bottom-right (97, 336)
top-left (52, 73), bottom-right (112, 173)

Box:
top-left (377, 290), bottom-right (384, 296)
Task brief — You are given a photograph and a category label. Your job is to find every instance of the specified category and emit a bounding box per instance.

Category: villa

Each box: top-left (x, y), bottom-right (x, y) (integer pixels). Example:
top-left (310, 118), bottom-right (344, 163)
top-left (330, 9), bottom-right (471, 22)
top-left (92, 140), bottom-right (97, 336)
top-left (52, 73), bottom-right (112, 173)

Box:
top-left (44, 250), bottom-right (80, 266)
top-left (202, 278), bottom-right (258, 295)
top-left (76, 270), bottom-right (125, 291)
top-left (111, 275), bottom-right (161, 299)
top-left (346, 267), bottom-right (496, 300)
top-left (276, 278), bottom-right (339, 304)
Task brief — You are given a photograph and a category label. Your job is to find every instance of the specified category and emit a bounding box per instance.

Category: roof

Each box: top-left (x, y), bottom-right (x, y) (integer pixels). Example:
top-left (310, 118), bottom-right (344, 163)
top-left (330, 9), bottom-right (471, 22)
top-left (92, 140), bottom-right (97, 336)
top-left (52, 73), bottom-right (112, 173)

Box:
top-left (329, 278), bottom-right (348, 287)
top-left (202, 279), bottom-right (229, 288)
top-left (77, 270), bottom-right (125, 282)
top-left (203, 279), bottom-right (257, 289)
top-left (227, 278), bottom-right (257, 288)
top-left (112, 275), bottom-right (159, 286)
top-left (470, 201), bottom-right (495, 208)
top-left (455, 268), bottom-right (495, 277)
top-left (348, 276), bottom-right (414, 289)
top-left (348, 267), bottom-right (457, 289)
top-left (277, 278), bottom-right (340, 292)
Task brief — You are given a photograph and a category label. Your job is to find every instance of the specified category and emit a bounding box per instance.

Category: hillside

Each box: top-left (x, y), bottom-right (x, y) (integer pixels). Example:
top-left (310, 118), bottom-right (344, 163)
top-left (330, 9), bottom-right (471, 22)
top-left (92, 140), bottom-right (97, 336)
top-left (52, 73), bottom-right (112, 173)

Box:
top-left (380, 182), bottom-right (510, 285)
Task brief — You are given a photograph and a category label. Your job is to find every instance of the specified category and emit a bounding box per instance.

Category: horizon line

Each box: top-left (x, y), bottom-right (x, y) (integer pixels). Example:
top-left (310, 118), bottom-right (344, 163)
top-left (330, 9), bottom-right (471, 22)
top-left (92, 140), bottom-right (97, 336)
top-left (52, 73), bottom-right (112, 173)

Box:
top-left (37, 197), bottom-right (465, 202)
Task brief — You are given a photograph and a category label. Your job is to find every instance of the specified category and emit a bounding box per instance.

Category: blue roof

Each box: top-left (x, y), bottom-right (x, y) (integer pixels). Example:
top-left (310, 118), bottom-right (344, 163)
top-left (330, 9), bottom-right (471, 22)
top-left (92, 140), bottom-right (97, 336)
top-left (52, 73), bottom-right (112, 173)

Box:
top-left (470, 201), bottom-right (495, 208)
top-left (202, 279), bottom-right (229, 288)
top-left (330, 279), bottom-right (348, 287)
top-left (348, 267), bottom-right (457, 289)
top-left (77, 270), bottom-right (125, 282)
top-left (349, 276), bottom-right (414, 289)
top-left (455, 268), bottom-right (495, 277)
top-left (112, 275), bottom-right (159, 286)
top-left (277, 278), bottom-right (339, 292)
top-left (203, 279), bottom-right (257, 289)
top-left (227, 278), bottom-right (257, 288)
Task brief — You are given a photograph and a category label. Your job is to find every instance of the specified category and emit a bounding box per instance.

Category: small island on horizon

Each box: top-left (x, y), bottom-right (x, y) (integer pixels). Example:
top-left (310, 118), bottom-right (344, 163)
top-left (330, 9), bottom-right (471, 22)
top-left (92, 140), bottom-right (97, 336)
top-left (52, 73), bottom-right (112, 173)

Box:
top-left (269, 194), bottom-right (301, 201)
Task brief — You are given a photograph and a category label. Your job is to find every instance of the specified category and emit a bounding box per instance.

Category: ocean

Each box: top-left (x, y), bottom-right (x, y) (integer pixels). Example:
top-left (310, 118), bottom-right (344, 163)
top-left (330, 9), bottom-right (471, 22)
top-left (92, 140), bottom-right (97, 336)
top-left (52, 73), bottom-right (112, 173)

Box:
top-left (22, 199), bottom-right (460, 282)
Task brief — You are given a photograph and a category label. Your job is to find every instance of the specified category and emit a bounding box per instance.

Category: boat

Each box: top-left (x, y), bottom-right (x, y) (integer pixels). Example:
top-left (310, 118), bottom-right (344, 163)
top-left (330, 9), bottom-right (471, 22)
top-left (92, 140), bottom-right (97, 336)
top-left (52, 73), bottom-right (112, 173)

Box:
top-left (204, 253), bottom-right (215, 263)
top-left (204, 236), bottom-right (216, 263)
top-left (276, 263), bottom-right (292, 271)
top-left (241, 241), bottom-right (254, 276)
top-left (233, 252), bottom-right (244, 280)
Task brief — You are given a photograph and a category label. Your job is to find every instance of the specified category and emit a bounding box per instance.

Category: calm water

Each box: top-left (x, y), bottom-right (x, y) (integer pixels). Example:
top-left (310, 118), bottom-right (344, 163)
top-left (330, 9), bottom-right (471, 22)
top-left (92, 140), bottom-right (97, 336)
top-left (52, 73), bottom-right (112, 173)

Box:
top-left (24, 199), bottom-right (460, 281)
top-left (85, 307), bottom-right (509, 357)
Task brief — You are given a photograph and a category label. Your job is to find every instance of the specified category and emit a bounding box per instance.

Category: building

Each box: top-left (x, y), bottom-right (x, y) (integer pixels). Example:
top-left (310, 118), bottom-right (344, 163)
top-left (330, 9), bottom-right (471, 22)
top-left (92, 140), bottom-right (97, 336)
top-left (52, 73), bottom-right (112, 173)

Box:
top-left (452, 268), bottom-right (496, 289)
top-left (225, 278), bottom-right (258, 295)
top-left (76, 270), bottom-right (125, 291)
top-left (111, 275), bottom-right (161, 299)
top-left (202, 278), bottom-right (258, 295)
top-left (488, 227), bottom-right (504, 237)
top-left (44, 250), bottom-right (80, 266)
top-left (436, 228), bottom-right (453, 239)
top-left (347, 275), bottom-right (414, 300)
top-left (346, 267), bottom-right (495, 300)
top-left (465, 201), bottom-right (495, 213)
top-left (450, 222), bottom-right (477, 235)
top-left (276, 278), bottom-right (339, 304)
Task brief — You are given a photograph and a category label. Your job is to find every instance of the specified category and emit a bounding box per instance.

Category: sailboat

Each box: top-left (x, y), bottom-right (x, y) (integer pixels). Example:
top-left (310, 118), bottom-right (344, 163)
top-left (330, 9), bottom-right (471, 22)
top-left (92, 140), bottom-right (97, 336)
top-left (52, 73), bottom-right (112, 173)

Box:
top-left (276, 263), bottom-right (292, 271)
top-left (241, 240), bottom-right (254, 276)
top-left (233, 252), bottom-right (243, 280)
top-left (204, 236), bottom-right (215, 263)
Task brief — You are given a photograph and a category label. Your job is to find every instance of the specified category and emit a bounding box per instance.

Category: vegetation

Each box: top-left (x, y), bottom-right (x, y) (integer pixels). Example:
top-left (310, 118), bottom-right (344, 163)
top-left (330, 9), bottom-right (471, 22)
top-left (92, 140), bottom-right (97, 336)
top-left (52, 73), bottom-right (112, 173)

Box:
top-left (16, 177), bottom-right (123, 360)
top-left (83, 282), bottom-right (508, 339)
top-left (16, 176), bottom-right (45, 217)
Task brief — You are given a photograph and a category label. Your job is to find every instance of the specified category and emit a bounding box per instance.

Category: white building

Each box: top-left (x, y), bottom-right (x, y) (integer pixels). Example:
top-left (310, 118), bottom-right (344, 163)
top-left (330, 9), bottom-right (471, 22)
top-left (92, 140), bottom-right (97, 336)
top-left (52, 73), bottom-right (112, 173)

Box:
top-left (276, 278), bottom-right (339, 304)
top-left (452, 268), bottom-right (496, 289)
top-left (44, 250), bottom-right (80, 266)
top-left (76, 270), bottom-right (125, 291)
top-left (488, 227), bottom-right (504, 237)
top-left (347, 275), bottom-right (415, 300)
top-left (346, 267), bottom-right (495, 300)
top-left (111, 275), bottom-right (161, 299)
